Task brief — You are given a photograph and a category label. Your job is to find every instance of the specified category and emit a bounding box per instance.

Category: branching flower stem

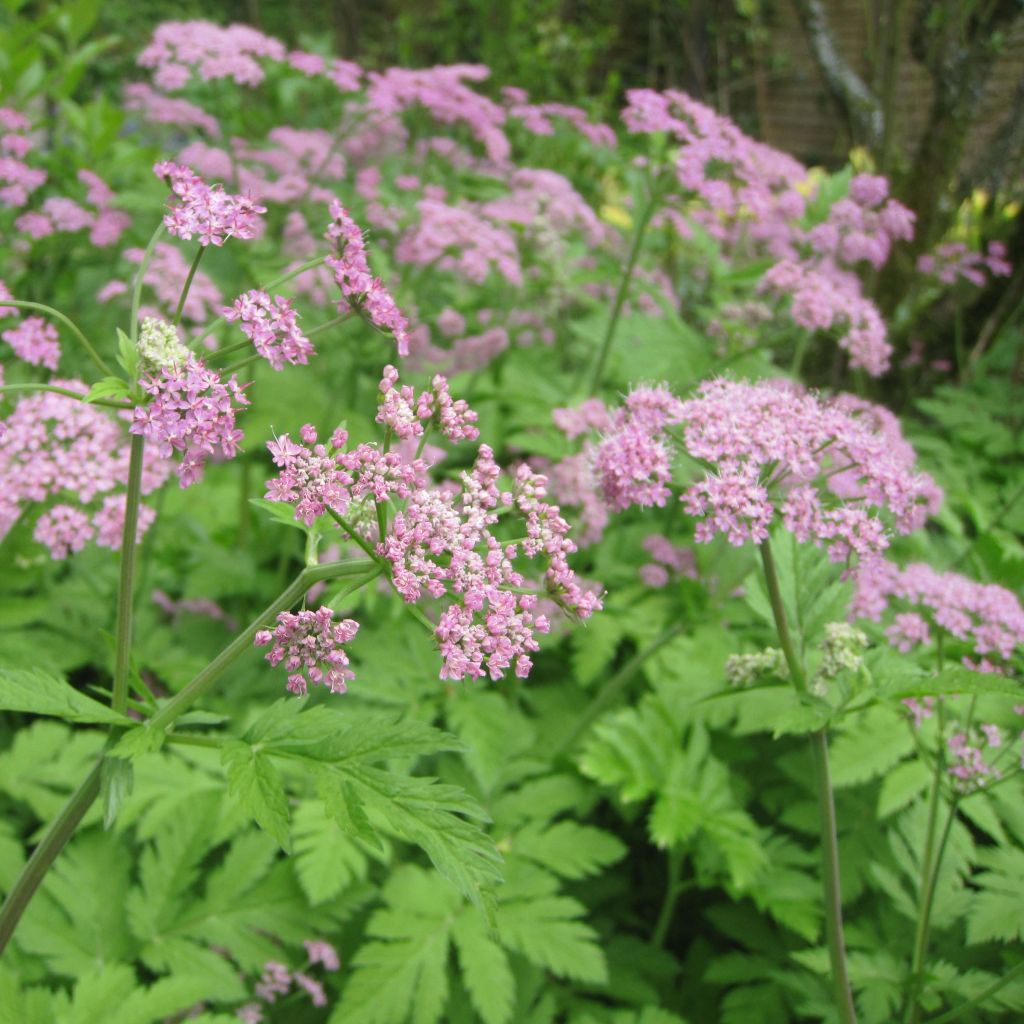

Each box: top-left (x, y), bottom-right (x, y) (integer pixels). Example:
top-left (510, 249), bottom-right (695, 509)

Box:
top-left (759, 537), bottom-right (858, 1024)
top-left (0, 557), bottom-right (375, 957)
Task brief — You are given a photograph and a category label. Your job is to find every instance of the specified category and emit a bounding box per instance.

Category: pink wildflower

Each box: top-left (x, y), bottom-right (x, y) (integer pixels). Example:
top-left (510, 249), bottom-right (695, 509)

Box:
top-left (224, 290), bottom-right (314, 370)
top-left (154, 161), bottom-right (266, 246)
top-left (2, 316), bottom-right (60, 369)
top-left (130, 355), bottom-right (249, 487)
top-left (254, 606), bottom-right (359, 695)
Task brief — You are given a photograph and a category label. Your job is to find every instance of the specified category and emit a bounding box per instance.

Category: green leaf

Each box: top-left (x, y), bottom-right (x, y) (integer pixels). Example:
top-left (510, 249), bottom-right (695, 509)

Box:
top-left (877, 759), bottom-right (931, 818)
top-left (249, 496), bottom-right (309, 532)
top-left (496, 862), bottom-right (607, 983)
top-left (0, 666), bottom-right (130, 724)
top-left (331, 865), bottom-right (459, 1024)
top-left (100, 756), bottom-right (133, 829)
top-left (116, 327), bottom-right (139, 379)
top-left (452, 912), bottom-right (514, 1024)
top-left (513, 820), bottom-right (625, 880)
top-left (292, 798), bottom-right (369, 905)
top-left (83, 376), bottom-right (130, 403)
top-left (222, 741), bottom-right (291, 851)
top-left (967, 847), bottom-right (1024, 944)
top-left (110, 725), bottom-right (166, 759)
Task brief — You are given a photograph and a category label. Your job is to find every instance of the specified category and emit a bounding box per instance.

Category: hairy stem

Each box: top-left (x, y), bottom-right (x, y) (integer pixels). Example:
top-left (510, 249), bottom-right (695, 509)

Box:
top-left (585, 192), bottom-right (656, 394)
top-left (111, 435), bottom-right (146, 715)
top-left (0, 299), bottom-right (114, 378)
top-left (759, 537), bottom-right (858, 1024)
top-left (0, 759), bottom-right (103, 956)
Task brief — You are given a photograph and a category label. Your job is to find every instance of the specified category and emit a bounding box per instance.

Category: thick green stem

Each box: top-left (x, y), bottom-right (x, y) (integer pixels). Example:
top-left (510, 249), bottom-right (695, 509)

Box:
top-left (0, 759), bottom-right (103, 955)
top-left (0, 383), bottom-right (131, 410)
top-left (556, 622), bottom-right (685, 756)
top-left (0, 299), bottom-right (114, 378)
top-left (111, 435), bottom-right (146, 715)
top-left (173, 246), bottom-right (205, 327)
top-left (759, 537), bottom-right (857, 1024)
top-left (585, 194), bottom-right (656, 394)
top-left (0, 558), bottom-right (374, 957)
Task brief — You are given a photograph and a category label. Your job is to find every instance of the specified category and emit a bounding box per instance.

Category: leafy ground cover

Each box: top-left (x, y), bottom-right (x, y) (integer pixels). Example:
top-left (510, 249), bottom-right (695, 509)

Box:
top-left (0, 10), bottom-right (1023, 1024)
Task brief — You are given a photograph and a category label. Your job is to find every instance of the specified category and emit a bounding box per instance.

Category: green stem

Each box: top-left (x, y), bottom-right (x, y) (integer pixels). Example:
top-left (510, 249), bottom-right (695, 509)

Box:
top-left (149, 558), bottom-right (374, 731)
top-left (222, 353), bottom-right (262, 375)
top-left (0, 383), bottom-right (131, 410)
top-left (305, 313), bottom-right (351, 338)
top-left (111, 435), bottom-right (146, 715)
top-left (0, 299), bottom-right (114, 378)
top-left (556, 621), bottom-right (685, 756)
top-left (924, 960), bottom-right (1024, 1024)
top-left (0, 759), bottom-right (103, 955)
top-left (651, 847), bottom-right (684, 947)
top-left (326, 508), bottom-right (380, 561)
top-left (191, 255), bottom-right (327, 351)
top-left (131, 223), bottom-right (165, 344)
top-left (585, 192), bottom-right (656, 394)
top-left (173, 246), bottom-right (205, 327)
top-left (759, 537), bottom-right (857, 1024)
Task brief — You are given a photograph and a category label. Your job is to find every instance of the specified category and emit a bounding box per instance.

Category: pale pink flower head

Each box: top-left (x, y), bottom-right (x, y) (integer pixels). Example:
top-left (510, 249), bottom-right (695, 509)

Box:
top-left (675, 378), bottom-right (938, 559)
top-left (2, 316), bottom-right (60, 369)
top-left (254, 606), bottom-right (359, 695)
top-left (155, 161), bottom-right (266, 246)
top-left (224, 289), bottom-right (314, 370)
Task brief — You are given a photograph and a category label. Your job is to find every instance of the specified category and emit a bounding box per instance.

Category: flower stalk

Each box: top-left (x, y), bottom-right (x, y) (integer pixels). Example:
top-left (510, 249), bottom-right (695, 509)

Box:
top-left (759, 537), bottom-right (858, 1024)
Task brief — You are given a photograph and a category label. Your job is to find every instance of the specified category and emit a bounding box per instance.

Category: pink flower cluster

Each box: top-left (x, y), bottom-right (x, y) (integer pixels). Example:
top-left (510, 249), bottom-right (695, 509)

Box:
top-left (761, 260), bottom-right (891, 376)
top-left (154, 161), bottom-right (266, 246)
top-left (503, 89), bottom-right (616, 148)
top-left (674, 379), bottom-right (939, 559)
top-left (806, 175), bottom-right (915, 270)
top-left (13, 169), bottom-right (130, 247)
top-left (851, 559), bottom-right (1024, 672)
top-left (917, 240), bottom-right (1012, 287)
top-left (255, 606), bottom-right (359, 695)
top-left (365, 65), bottom-right (510, 163)
top-left (131, 356), bottom-right (249, 486)
top-left (639, 533), bottom-right (699, 588)
top-left (0, 107), bottom-right (46, 209)
top-left (138, 20), bottom-right (287, 89)
top-left (381, 445), bottom-right (601, 680)
top-left (265, 424), bottom-right (425, 527)
top-left (592, 386), bottom-right (685, 511)
top-left (325, 199), bottom-right (410, 355)
top-left (2, 316), bottom-right (60, 370)
top-left (224, 290), bottom-right (314, 370)
top-left (396, 199), bottom-right (523, 286)
top-left (376, 364), bottom-right (479, 442)
top-left (0, 383), bottom-right (169, 558)
top-left (238, 938), bottom-right (340, 1022)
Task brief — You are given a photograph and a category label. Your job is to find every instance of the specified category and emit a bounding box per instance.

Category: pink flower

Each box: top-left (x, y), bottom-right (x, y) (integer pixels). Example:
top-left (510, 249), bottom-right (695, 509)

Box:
top-left (254, 606), bottom-right (359, 695)
top-left (130, 355), bottom-right (249, 487)
top-left (224, 290), bottom-right (314, 370)
top-left (2, 316), bottom-right (60, 369)
top-left (155, 161), bottom-right (266, 246)
top-left (304, 939), bottom-right (340, 971)
top-left (33, 504), bottom-right (94, 559)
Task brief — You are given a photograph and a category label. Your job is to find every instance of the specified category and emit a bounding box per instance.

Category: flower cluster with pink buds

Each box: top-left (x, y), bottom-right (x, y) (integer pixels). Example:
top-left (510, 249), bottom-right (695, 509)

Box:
top-left (592, 386), bottom-right (685, 512)
top-left (851, 559), bottom-right (1024, 673)
top-left (254, 606), bottom-right (359, 695)
top-left (0, 383), bottom-right (169, 558)
top-left (131, 355), bottom-right (249, 487)
top-left (154, 161), bottom-right (266, 246)
top-left (917, 240), bottom-right (1012, 288)
top-left (236, 937), bottom-right (340, 1021)
top-left (324, 199), bottom-right (410, 355)
top-left (675, 379), bottom-right (940, 560)
top-left (0, 106), bottom-right (46, 209)
top-left (2, 316), bottom-right (60, 370)
top-left (376, 364), bottom-right (479, 442)
top-left (639, 533), bottom-right (699, 588)
top-left (224, 289), bottom-right (315, 370)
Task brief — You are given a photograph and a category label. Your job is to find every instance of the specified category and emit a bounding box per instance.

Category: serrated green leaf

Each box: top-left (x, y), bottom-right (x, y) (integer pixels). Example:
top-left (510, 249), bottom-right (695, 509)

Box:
top-left (513, 820), bottom-right (625, 880)
top-left (100, 756), bottom-right (133, 829)
top-left (84, 376), bottom-right (130, 403)
top-left (0, 666), bottom-right (130, 724)
top-left (877, 759), bottom-right (930, 818)
top-left (293, 799), bottom-right (368, 904)
top-left (452, 912), bottom-right (514, 1024)
top-left (222, 741), bottom-right (291, 851)
top-left (967, 846), bottom-right (1024, 944)
top-left (110, 725), bottom-right (166, 759)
